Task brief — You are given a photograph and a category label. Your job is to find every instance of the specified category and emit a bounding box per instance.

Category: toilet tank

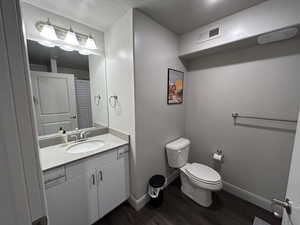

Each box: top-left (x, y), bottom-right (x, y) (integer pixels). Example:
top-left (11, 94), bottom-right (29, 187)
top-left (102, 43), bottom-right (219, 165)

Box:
top-left (166, 138), bottom-right (190, 168)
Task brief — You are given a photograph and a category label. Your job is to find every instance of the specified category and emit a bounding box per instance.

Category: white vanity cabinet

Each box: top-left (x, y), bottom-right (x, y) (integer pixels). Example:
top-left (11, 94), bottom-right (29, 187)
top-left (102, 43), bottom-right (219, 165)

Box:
top-left (43, 145), bottom-right (129, 225)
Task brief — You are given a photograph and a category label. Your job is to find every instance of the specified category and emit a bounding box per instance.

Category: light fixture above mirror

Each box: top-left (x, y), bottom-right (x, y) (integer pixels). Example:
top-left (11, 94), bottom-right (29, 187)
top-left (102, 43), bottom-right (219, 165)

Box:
top-left (85, 36), bottom-right (97, 50)
top-left (64, 27), bottom-right (79, 46)
top-left (40, 19), bottom-right (58, 40)
top-left (35, 19), bottom-right (98, 54)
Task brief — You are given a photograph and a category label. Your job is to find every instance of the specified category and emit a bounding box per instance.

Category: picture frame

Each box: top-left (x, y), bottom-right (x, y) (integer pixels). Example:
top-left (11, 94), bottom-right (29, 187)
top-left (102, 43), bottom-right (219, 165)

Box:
top-left (167, 68), bottom-right (184, 105)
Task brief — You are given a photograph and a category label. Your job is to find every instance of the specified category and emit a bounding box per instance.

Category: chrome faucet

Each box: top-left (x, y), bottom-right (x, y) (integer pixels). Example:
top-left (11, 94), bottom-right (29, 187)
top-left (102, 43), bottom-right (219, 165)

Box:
top-left (70, 130), bottom-right (90, 143)
top-left (79, 130), bottom-right (90, 141)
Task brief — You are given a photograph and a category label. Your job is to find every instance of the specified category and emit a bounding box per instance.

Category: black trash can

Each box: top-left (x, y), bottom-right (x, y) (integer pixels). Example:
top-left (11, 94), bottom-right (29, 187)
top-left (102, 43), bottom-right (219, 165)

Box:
top-left (148, 175), bottom-right (166, 207)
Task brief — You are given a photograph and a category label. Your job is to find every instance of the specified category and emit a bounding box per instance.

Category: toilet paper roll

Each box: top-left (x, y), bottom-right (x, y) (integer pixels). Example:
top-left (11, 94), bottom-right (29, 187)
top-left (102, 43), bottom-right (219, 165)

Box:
top-left (213, 153), bottom-right (223, 161)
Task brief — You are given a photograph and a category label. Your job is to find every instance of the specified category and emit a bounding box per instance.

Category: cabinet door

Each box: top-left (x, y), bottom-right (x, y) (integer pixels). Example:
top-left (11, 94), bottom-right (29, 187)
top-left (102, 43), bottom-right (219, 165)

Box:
top-left (45, 168), bottom-right (98, 225)
top-left (98, 152), bottom-right (129, 217)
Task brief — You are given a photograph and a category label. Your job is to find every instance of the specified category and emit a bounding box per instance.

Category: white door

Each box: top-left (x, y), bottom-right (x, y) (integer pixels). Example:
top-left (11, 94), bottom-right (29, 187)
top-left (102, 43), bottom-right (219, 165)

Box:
top-left (98, 153), bottom-right (130, 218)
top-left (30, 71), bottom-right (78, 135)
top-left (45, 168), bottom-right (98, 225)
top-left (282, 110), bottom-right (300, 225)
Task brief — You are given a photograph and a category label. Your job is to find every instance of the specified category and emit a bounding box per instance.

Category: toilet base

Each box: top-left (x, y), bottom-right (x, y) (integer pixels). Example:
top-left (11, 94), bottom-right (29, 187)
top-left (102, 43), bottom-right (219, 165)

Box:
top-left (180, 171), bottom-right (212, 207)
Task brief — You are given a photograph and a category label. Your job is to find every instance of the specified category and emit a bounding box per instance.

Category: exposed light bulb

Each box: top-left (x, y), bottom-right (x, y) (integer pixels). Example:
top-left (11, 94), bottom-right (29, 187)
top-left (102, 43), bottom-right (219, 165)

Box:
top-left (40, 21), bottom-right (58, 40)
top-left (78, 49), bottom-right (92, 55)
top-left (85, 36), bottom-right (97, 49)
top-left (38, 40), bottom-right (56, 47)
top-left (59, 45), bottom-right (74, 52)
top-left (64, 28), bottom-right (79, 46)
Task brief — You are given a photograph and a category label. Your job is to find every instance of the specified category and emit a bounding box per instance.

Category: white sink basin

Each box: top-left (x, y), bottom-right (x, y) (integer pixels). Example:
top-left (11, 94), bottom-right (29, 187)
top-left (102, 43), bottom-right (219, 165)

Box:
top-left (67, 140), bottom-right (104, 154)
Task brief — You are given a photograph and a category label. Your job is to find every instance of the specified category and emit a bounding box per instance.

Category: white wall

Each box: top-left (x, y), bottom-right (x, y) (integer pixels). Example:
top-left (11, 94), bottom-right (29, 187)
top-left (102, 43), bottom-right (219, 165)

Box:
top-left (105, 9), bottom-right (137, 202)
top-left (89, 55), bottom-right (108, 127)
top-left (180, 0), bottom-right (300, 57)
top-left (132, 9), bottom-right (186, 199)
top-left (185, 38), bottom-right (300, 210)
top-left (21, 2), bottom-right (105, 55)
top-left (105, 9), bottom-right (135, 135)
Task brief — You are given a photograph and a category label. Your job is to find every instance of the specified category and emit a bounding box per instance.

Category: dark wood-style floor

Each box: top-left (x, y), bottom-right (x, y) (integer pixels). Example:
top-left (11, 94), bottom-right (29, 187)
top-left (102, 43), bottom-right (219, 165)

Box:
top-left (95, 179), bottom-right (281, 225)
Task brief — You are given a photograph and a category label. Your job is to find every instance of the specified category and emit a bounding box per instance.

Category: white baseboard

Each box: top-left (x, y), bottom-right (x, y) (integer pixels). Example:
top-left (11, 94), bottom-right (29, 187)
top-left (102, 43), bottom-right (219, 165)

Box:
top-left (222, 181), bottom-right (272, 212)
top-left (166, 169), bottom-right (179, 186)
top-left (128, 170), bottom-right (180, 211)
top-left (128, 174), bottom-right (271, 213)
top-left (128, 193), bottom-right (150, 211)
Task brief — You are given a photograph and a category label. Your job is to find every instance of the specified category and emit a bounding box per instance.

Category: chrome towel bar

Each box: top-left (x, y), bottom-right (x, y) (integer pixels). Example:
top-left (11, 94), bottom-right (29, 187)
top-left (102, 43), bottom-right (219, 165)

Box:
top-left (232, 112), bottom-right (297, 123)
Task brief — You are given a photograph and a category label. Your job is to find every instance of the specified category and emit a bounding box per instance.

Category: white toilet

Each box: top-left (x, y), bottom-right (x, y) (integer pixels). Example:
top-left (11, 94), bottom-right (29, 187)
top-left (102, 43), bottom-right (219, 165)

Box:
top-left (166, 138), bottom-right (222, 207)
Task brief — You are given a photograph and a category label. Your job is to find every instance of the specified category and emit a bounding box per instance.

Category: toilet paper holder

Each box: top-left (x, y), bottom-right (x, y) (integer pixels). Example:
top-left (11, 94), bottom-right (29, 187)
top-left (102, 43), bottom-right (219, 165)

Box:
top-left (211, 149), bottom-right (224, 161)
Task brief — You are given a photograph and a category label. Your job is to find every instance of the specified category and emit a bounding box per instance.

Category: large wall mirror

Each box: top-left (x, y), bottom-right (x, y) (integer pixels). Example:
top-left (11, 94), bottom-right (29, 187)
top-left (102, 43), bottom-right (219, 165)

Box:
top-left (27, 39), bottom-right (108, 136)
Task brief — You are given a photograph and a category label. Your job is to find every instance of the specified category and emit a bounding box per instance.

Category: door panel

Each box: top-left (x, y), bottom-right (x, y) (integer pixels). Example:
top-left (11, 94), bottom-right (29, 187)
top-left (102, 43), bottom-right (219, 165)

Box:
top-left (45, 169), bottom-right (98, 225)
top-left (30, 71), bottom-right (78, 135)
top-left (98, 153), bottom-right (130, 217)
top-left (282, 111), bottom-right (300, 225)
top-left (38, 76), bottom-right (70, 114)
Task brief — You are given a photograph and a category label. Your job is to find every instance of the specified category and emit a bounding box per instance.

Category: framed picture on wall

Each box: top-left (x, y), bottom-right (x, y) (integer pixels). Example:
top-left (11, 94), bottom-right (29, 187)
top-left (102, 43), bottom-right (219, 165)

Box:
top-left (167, 68), bottom-right (184, 105)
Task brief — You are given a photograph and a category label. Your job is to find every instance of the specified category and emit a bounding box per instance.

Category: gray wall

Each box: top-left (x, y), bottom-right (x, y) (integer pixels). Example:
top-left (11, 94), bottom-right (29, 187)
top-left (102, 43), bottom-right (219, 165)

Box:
top-left (133, 10), bottom-right (186, 199)
top-left (185, 38), bottom-right (300, 203)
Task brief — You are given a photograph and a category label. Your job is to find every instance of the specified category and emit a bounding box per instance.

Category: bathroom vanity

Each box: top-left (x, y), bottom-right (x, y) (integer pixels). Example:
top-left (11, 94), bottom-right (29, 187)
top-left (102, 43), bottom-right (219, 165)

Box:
top-left (23, 9), bottom-right (131, 224)
top-left (40, 134), bottom-right (129, 225)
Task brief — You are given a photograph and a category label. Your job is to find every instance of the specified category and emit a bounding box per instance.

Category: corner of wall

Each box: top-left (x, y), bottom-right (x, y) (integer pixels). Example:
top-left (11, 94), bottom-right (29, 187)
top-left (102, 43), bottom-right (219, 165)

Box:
top-left (128, 169), bottom-right (179, 211)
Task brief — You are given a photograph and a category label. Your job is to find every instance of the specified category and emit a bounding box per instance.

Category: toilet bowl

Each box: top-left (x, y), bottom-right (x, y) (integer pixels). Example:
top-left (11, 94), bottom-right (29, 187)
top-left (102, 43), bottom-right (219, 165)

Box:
top-left (166, 138), bottom-right (222, 207)
top-left (180, 163), bottom-right (222, 207)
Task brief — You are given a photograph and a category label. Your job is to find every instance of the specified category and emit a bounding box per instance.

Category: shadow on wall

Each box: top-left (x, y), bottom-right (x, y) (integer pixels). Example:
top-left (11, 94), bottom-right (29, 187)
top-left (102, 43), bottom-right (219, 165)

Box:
top-left (187, 38), bottom-right (300, 71)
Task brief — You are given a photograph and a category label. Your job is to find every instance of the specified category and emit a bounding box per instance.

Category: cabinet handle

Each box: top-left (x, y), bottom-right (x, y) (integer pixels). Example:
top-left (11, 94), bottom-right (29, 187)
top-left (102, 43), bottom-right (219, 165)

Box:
top-left (99, 171), bottom-right (103, 181)
top-left (91, 174), bottom-right (95, 185)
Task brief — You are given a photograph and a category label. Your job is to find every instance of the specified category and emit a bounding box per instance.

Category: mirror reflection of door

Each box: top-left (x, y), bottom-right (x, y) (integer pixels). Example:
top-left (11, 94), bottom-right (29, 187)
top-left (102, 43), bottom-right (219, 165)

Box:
top-left (27, 39), bottom-right (108, 137)
top-left (31, 71), bottom-right (78, 135)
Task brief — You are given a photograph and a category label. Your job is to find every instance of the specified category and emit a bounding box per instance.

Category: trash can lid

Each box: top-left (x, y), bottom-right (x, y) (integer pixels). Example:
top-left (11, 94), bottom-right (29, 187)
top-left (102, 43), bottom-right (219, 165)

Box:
top-left (149, 175), bottom-right (165, 188)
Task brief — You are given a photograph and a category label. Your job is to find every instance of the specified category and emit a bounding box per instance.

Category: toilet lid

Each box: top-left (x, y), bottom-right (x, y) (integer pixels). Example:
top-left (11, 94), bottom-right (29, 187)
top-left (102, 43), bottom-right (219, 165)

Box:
top-left (185, 163), bottom-right (221, 184)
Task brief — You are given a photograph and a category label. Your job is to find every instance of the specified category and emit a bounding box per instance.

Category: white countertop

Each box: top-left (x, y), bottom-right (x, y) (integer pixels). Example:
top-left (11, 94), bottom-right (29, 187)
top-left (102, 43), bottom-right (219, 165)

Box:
top-left (39, 133), bottom-right (128, 171)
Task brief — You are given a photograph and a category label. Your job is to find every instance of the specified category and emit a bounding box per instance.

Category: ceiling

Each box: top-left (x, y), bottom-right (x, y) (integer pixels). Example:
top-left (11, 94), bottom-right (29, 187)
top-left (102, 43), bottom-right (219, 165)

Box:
top-left (27, 40), bottom-right (89, 71)
top-left (22, 0), bottom-right (266, 34)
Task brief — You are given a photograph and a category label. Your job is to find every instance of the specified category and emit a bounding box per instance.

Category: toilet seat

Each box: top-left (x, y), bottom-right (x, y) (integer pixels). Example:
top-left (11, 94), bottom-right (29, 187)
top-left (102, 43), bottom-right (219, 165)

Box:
top-left (185, 163), bottom-right (221, 184)
top-left (183, 163), bottom-right (222, 186)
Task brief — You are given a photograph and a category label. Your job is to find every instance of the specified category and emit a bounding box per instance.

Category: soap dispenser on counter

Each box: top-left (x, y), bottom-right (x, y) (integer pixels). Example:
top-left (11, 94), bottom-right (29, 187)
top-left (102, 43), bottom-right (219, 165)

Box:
top-left (59, 127), bottom-right (68, 144)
